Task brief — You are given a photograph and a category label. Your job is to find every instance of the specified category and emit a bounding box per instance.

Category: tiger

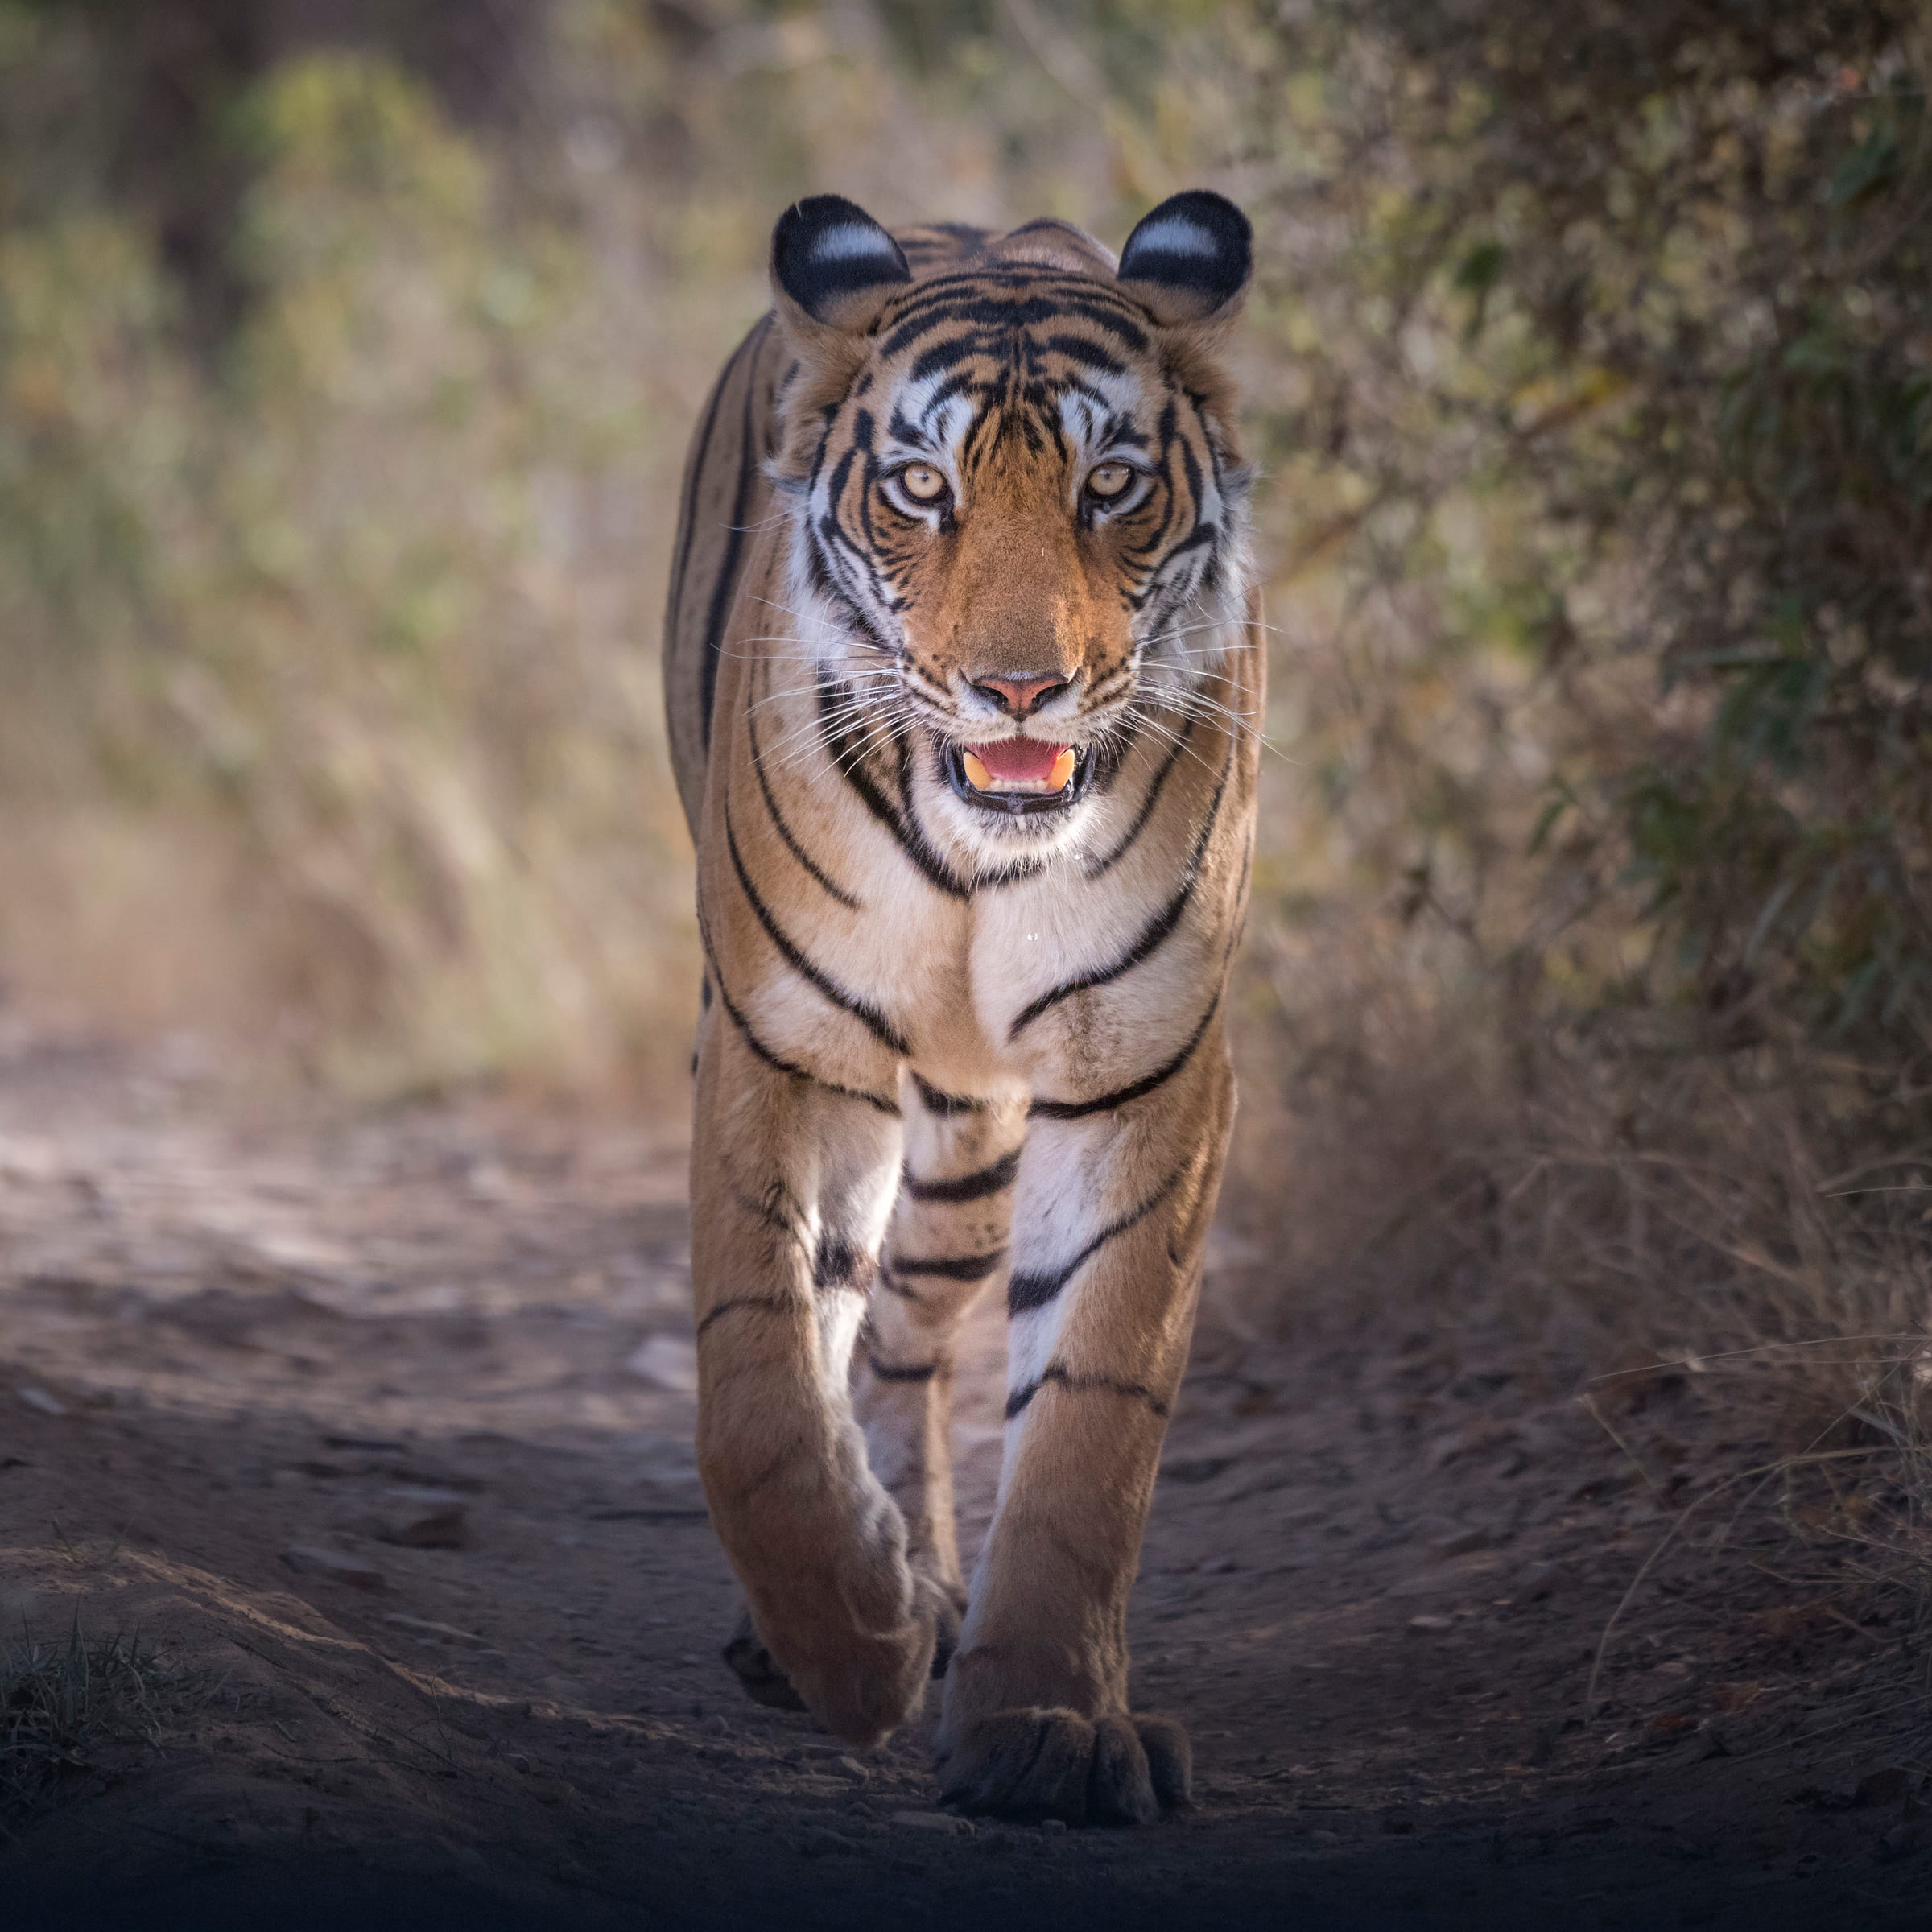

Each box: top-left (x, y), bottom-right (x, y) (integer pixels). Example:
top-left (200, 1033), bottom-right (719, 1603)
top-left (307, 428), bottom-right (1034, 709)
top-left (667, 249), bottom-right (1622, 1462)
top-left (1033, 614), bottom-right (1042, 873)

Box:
top-left (661, 188), bottom-right (1261, 1826)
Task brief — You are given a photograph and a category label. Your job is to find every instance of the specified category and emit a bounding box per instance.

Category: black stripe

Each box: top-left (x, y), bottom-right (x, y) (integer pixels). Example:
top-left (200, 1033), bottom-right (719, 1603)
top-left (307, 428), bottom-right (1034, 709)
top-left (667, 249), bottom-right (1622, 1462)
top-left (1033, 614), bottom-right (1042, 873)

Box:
top-left (910, 1071), bottom-right (988, 1116)
top-left (1006, 1166), bottom-right (1184, 1315)
top-left (1133, 401), bottom-right (1184, 559)
top-left (911, 334), bottom-right (988, 384)
top-left (1008, 743), bottom-right (1232, 1040)
top-left (817, 674), bottom-right (973, 902)
top-left (733, 1182), bottom-right (811, 1250)
top-left (902, 1148), bottom-right (1022, 1203)
top-left (894, 1250), bottom-right (1005, 1282)
top-left (696, 1294), bottom-right (796, 1340)
top-left (747, 686), bottom-right (861, 910)
top-left (700, 314), bottom-right (774, 750)
top-left (1027, 991), bottom-right (1220, 1121)
top-left (813, 1232), bottom-right (873, 1292)
top-left (803, 535), bottom-right (898, 666)
top-left (877, 1265), bottom-right (922, 1304)
top-left (667, 336), bottom-right (738, 651)
top-left (726, 805), bottom-right (910, 1055)
top-left (1009, 867), bottom-right (1193, 1035)
top-left (866, 1354), bottom-right (943, 1384)
top-left (700, 921), bottom-right (900, 1117)
top-left (1004, 1367), bottom-right (1170, 1422)
top-left (1040, 333), bottom-right (1125, 375)
top-left (876, 278), bottom-right (1151, 357)
top-left (1086, 714), bottom-right (1196, 880)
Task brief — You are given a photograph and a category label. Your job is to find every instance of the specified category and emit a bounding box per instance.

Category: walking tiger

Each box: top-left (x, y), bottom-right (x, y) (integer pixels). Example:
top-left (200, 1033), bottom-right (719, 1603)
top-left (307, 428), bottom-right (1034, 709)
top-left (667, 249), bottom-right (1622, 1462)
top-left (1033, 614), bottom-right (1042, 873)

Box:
top-left (663, 188), bottom-right (1260, 1825)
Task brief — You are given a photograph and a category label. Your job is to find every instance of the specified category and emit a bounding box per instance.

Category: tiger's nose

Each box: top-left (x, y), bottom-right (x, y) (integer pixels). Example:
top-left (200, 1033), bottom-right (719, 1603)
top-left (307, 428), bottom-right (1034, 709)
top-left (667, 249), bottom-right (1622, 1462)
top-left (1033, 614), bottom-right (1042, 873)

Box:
top-left (971, 671), bottom-right (1071, 717)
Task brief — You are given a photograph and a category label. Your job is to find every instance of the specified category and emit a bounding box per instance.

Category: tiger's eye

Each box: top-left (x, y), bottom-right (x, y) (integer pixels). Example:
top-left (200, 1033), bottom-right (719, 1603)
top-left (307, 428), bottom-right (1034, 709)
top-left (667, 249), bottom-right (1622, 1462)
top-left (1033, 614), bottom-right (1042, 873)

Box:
top-left (1087, 463), bottom-right (1134, 500)
top-left (898, 464), bottom-right (947, 502)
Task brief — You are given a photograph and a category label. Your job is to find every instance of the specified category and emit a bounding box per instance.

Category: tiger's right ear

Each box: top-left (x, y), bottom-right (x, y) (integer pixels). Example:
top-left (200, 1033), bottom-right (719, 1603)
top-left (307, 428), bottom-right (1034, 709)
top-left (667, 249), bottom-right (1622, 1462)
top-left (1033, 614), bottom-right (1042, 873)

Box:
top-left (770, 196), bottom-right (912, 340)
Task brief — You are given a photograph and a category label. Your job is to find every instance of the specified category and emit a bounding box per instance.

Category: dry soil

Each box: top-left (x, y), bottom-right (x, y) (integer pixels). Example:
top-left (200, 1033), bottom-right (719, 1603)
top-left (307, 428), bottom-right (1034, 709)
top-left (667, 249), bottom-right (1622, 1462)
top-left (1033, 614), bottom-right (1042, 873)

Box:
top-left (1, 1018), bottom-right (1925, 1930)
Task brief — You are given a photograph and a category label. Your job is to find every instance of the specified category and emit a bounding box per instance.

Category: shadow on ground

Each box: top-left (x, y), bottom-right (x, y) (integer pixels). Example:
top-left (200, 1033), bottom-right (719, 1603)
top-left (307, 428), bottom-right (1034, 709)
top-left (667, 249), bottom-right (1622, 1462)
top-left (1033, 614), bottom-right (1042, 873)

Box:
top-left (1, 1025), bottom-right (1924, 1930)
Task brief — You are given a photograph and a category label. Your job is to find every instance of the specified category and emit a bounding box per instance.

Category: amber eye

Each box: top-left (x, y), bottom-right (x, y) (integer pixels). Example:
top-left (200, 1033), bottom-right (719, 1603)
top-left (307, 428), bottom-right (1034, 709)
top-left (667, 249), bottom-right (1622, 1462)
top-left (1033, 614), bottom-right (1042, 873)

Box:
top-left (897, 464), bottom-right (948, 503)
top-left (1086, 462), bottom-right (1135, 501)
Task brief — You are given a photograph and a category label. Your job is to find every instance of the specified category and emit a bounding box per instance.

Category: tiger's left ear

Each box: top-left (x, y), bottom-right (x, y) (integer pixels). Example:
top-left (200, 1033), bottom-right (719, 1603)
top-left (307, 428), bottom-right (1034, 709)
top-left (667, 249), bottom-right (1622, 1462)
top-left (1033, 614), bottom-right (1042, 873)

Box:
top-left (1117, 191), bottom-right (1253, 328)
top-left (770, 194), bottom-right (913, 338)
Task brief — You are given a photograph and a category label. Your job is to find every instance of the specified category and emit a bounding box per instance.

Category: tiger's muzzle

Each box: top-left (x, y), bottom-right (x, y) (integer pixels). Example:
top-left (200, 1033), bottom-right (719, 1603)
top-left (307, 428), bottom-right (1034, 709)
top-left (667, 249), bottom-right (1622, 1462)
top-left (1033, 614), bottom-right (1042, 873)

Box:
top-left (941, 737), bottom-right (1099, 817)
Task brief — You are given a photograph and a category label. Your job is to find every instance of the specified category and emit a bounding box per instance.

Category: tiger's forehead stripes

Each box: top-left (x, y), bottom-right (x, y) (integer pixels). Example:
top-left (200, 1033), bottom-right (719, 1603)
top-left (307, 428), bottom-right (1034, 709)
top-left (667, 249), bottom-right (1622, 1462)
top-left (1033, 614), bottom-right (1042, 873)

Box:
top-left (876, 277), bottom-right (1154, 357)
top-left (866, 324), bottom-right (1179, 446)
top-left (825, 275), bottom-right (1195, 479)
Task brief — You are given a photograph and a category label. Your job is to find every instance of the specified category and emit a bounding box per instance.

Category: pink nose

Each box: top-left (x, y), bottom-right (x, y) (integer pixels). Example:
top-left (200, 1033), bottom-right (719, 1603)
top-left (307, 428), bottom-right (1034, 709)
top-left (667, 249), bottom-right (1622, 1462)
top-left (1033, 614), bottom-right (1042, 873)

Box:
top-left (972, 672), bottom-right (1070, 717)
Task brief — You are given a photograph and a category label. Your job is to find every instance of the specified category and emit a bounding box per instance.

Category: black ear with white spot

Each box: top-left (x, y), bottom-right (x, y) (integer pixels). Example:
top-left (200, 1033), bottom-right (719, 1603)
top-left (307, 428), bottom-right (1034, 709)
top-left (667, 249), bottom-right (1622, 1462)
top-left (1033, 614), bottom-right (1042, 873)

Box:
top-left (1117, 191), bottom-right (1252, 328)
top-left (771, 195), bottom-right (913, 335)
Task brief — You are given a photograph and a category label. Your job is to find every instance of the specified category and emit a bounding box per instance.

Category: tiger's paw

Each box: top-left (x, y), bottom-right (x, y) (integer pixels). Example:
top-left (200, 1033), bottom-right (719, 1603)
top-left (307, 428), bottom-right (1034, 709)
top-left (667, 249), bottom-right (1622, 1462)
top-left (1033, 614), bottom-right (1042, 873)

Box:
top-left (722, 1594), bottom-right (939, 1746)
top-left (937, 1708), bottom-right (1191, 1827)
top-left (721, 1608), bottom-right (807, 1711)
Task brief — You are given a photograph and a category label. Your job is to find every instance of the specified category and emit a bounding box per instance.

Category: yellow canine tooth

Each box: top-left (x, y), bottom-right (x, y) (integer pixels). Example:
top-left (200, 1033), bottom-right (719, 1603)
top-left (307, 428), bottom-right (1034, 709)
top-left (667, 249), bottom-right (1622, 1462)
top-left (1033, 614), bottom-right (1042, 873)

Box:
top-left (1048, 747), bottom-right (1076, 791)
top-left (963, 749), bottom-right (994, 791)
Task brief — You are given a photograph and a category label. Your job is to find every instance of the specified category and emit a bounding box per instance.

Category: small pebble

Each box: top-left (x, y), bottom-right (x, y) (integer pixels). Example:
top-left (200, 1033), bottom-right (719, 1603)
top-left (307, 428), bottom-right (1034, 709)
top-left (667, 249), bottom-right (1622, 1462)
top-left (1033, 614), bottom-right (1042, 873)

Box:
top-left (281, 1543), bottom-right (386, 1591)
top-left (892, 1810), bottom-right (973, 1835)
top-left (375, 1487), bottom-right (471, 1550)
top-left (1039, 1818), bottom-right (1067, 1836)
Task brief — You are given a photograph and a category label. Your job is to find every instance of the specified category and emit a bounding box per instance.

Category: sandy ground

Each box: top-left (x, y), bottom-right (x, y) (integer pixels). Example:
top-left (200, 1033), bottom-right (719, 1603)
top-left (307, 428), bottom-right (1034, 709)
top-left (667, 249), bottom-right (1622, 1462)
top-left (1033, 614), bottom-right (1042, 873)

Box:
top-left (1, 1017), bottom-right (1926, 1930)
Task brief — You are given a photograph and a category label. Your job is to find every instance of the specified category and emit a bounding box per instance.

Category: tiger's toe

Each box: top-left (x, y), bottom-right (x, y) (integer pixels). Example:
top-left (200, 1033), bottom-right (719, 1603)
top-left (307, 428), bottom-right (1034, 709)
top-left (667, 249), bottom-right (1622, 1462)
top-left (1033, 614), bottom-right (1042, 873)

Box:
top-left (724, 1593), bottom-right (939, 1744)
top-left (721, 1608), bottom-right (807, 1712)
top-left (937, 1708), bottom-right (1191, 1827)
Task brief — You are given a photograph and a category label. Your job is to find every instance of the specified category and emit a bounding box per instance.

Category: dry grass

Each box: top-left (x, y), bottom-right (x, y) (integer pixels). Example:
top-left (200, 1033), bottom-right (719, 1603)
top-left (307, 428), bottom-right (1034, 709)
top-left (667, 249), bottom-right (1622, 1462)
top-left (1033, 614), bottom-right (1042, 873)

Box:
top-left (1, 1614), bottom-right (184, 1822)
top-left (1223, 951), bottom-right (1932, 1769)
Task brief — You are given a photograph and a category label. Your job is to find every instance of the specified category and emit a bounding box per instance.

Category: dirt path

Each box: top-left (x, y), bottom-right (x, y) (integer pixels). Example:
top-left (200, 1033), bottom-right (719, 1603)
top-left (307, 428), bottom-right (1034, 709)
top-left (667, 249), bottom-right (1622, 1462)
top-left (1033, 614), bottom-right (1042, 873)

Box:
top-left (0, 1021), bottom-right (1922, 1930)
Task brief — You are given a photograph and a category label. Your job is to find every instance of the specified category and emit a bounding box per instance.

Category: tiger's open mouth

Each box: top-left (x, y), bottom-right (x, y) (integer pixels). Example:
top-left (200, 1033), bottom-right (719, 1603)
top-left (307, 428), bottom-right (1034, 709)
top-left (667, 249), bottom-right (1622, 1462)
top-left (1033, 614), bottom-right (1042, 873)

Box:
top-left (943, 737), bottom-right (1096, 816)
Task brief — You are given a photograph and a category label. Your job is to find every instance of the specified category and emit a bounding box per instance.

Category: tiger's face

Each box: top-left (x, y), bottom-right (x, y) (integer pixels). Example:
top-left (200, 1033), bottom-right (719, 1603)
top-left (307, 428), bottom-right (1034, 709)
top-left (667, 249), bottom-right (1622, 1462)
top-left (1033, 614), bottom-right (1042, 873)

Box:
top-left (769, 196), bottom-right (1253, 858)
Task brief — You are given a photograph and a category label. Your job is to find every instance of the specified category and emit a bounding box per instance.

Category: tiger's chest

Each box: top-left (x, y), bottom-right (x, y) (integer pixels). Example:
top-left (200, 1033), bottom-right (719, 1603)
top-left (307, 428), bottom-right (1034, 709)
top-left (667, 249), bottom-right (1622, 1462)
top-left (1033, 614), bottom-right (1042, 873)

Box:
top-left (707, 720), bottom-right (1237, 1104)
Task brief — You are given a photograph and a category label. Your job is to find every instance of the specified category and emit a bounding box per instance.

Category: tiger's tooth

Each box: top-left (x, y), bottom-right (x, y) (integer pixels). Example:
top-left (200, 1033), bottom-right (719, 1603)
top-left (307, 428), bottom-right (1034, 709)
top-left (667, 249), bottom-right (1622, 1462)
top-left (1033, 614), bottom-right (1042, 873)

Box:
top-left (1048, 748), bottom-right (1076, 791)
top-left (963, 750), bottom-right (993, 791)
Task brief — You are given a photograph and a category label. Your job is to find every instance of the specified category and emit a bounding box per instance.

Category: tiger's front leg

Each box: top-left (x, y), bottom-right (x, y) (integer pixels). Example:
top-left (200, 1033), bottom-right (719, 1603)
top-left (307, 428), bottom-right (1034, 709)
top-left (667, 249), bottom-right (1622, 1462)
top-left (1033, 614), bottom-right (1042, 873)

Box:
top-left (691, 1009), bottom-right (936, 1748)
top-left (935, 1032), bottom-right (1234, 1824)
top-left (854, 1075), bottom-right (1029, 1680)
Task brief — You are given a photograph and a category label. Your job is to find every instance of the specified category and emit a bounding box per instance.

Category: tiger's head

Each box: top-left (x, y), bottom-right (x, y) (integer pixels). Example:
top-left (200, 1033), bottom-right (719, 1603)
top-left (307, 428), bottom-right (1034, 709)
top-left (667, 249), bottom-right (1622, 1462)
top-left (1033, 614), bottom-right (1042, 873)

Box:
top-left (766, 191), bottom-right (1253, 861)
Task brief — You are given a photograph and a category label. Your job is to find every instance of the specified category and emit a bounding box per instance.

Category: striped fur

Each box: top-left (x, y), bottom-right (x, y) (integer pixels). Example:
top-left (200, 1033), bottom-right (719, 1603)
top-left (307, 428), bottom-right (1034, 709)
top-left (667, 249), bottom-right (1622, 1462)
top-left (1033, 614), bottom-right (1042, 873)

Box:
top-left (663, 192), bottom-right (1261, 1824)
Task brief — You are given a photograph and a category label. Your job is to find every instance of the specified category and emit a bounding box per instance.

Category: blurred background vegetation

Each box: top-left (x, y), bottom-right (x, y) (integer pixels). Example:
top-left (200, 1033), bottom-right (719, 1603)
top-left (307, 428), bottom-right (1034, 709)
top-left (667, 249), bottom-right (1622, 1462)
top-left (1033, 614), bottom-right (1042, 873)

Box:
top-left (1, 0), bottom-right (1927, 1368)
